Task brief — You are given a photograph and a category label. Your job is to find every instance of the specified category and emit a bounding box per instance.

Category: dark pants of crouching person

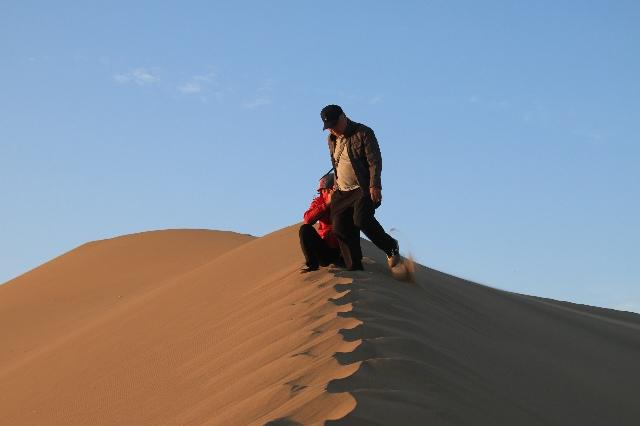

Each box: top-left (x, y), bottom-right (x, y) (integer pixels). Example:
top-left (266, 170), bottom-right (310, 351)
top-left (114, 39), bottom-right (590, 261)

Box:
top-left (299, 224), bottom-right (342, 269)
top-left (330, 188), bottom-right (397, 270)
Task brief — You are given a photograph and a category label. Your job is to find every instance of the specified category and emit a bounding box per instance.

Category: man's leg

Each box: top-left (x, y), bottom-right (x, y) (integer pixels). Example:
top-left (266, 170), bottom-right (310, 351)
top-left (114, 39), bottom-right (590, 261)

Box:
top-left (299, 224), bottom-right (325, 270)
top-left (332, 207), bottom-right (361, 270)
top-left (331, 190), bottom-right (364, 270)
top-left (353, 191), bottom-right (398, 256)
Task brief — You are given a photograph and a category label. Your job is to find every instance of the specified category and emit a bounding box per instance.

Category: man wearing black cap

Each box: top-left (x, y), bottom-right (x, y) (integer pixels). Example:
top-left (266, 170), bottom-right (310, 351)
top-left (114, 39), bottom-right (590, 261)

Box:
top-left (320, 104), bottom-right (400, 271)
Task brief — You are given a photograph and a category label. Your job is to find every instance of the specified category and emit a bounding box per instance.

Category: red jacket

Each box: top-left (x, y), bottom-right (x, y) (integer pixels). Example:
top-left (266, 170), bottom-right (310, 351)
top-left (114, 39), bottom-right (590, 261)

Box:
top-left (303, 196), bottom-right (338, 248)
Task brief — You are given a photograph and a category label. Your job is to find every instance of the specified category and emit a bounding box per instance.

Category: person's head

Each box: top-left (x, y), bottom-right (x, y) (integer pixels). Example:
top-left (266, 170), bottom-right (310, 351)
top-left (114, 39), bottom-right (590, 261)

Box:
top-left (320, 104), bottom-right (347, 136)
top-left (317, 172), bottom-right (335, 202)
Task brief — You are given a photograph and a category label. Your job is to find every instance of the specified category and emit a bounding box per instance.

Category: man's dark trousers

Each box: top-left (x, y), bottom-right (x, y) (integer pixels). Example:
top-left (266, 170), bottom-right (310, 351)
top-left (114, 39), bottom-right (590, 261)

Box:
top-left (330, 188), bottom-right (397, 269)
top-left (299, 224), bottom-right (341, 269)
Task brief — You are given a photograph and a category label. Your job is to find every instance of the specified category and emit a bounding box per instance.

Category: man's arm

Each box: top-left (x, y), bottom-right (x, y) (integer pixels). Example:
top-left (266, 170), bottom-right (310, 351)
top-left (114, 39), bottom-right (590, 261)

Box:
top-left (363, 127), bottom-right (382, 188)
top-left (363, 127), bottom-right (383, 203)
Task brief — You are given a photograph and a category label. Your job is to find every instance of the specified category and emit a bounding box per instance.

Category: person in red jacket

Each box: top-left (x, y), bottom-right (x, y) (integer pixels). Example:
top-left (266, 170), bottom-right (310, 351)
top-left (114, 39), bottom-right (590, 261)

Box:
top-left (299, 172), bottom-right (343, 273)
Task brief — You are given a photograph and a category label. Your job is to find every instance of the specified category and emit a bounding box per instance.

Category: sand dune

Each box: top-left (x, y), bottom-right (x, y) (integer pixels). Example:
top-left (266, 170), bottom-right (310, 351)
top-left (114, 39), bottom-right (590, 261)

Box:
top-left (1, 225), bottom-right (639, 425)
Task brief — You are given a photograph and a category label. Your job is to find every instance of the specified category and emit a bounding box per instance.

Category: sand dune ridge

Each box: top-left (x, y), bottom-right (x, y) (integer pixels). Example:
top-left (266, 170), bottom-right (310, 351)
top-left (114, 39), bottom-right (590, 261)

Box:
top-left (2, 226), bottom-right (640, 425)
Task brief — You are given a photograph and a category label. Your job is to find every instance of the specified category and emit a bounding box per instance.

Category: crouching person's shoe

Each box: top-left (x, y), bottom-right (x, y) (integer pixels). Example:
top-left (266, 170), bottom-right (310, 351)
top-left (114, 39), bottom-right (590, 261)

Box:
top-left (300, 265), bottom-right (319, 274)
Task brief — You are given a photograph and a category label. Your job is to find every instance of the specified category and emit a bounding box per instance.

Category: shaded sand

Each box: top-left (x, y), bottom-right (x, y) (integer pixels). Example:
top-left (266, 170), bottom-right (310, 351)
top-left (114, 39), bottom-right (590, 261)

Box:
top-left (2, 226), bottom-right (640, 425)
top-left (328, 242), bottom-right (640, 425)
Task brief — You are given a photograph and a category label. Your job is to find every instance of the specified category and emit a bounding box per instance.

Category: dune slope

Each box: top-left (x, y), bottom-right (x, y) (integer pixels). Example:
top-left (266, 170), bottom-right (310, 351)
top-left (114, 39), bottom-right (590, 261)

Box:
top-left (0, 226), bottom-right (359, 425)
top-left (326, 241), bottom-right (640, 425)
top-left (2, 226), bottom-right (640, 425)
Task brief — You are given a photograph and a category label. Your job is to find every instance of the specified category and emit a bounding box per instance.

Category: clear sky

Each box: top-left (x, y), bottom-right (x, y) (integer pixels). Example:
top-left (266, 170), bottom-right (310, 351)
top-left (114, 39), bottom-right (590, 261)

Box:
top-left (2, 1), bottom-right (639, 312)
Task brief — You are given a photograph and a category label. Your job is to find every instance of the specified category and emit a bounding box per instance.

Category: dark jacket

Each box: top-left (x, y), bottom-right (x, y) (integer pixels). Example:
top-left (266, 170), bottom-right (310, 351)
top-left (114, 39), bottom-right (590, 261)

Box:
top-left (303, 195), bottom-right (339, 248)
top-left (327, 119), bottom-right (383, 190)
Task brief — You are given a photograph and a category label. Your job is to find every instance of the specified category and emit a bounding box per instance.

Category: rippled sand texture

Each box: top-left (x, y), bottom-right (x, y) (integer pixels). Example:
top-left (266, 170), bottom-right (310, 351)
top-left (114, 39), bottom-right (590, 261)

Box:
top-left (2, 225), bottom-right (640, 425)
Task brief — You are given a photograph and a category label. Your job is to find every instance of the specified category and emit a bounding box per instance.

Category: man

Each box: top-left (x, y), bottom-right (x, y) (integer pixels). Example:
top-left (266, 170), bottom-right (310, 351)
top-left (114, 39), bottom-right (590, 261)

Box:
top-left (299, 172), bottom-right (342, 273)
top-left (320, 104), bottom-right (400, 271)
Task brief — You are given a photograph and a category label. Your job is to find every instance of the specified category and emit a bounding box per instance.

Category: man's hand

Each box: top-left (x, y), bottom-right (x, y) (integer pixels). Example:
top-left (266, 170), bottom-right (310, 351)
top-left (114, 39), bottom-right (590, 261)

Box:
top-left (370, 187), bottom-right (382, 204)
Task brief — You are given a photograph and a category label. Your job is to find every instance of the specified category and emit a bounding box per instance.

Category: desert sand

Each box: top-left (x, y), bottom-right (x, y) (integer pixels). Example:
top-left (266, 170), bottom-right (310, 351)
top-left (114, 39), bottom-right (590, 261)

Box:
top-left (1, 225), bottom-right (639, 425)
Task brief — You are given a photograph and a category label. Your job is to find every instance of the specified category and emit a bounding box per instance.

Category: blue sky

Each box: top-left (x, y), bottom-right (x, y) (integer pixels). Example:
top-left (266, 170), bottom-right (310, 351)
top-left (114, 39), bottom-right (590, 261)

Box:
top-left (1, 1), bottom-right (639, 312)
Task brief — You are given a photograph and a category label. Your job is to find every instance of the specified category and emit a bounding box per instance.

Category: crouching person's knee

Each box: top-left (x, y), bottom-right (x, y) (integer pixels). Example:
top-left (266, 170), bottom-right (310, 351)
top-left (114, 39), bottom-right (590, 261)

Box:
top-left (299, 223), bottom-right (314, 238)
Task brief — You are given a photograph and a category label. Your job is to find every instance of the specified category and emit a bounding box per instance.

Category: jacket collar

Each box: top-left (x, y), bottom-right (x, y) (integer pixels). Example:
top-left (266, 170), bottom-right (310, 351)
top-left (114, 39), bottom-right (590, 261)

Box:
top-left (343, 118), bottom-right (358, 138)
top-left (328, 118), bottom-right (358, 143)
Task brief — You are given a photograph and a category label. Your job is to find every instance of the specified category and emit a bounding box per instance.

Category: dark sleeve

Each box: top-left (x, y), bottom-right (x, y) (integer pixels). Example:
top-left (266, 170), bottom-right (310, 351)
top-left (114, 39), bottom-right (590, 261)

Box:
top-left (327, 136), bottom-right (337, 179)
top-left (363, 127), bottom-right (383, 189)
top-left (304, 197), bottom-right (328, 225)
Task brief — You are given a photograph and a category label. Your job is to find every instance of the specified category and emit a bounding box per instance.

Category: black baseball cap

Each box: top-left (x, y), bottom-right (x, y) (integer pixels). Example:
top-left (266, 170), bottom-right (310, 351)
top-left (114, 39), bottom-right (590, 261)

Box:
top-left (320, 104), bottom-right (344, 130)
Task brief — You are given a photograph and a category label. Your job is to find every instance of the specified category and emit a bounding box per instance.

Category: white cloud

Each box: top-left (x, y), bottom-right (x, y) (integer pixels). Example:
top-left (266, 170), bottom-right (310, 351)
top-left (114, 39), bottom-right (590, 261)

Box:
top-left (571, 129), bottom-right (604, 144)
top-left (113, 74), bottom-right (130, 83)
top-left (113, 67), bottom-right (160, 85)
top-left (178, 82), bottom-right (203, 94)
top-left (177, 71), bottom-right (218, 95)
top-left (468, 95), bottom-right (510, 108)
top-left (242, 97), bottom-right (271, 108)
top-left (369, 95), bottom-right (383, 105)
top-left (242, 80), bottom-right (274, 108)
top-left (26, 55), bottom-right (49, 63)
top-left (193, 72), bottom-right (216, 83)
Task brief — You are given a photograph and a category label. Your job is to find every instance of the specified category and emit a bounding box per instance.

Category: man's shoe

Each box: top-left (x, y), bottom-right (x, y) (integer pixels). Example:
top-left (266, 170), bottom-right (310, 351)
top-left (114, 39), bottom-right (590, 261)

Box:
top-left (332, 259), bottom-right (346, 268)
top-left (300, 265), bottom-right (319, 273)
top-left (387, 240), bottom-right (401, 268)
